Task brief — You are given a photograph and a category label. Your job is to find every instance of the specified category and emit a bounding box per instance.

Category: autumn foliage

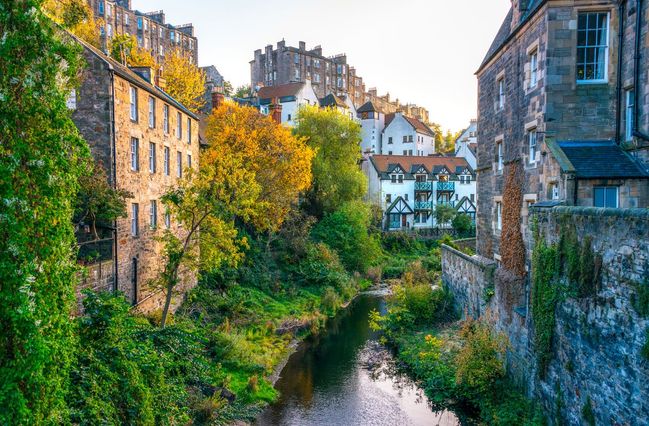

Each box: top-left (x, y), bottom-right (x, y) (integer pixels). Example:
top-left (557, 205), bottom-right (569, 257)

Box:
top-left (162, 48), bottom-right (206, 113)
top-left (500, 161), bottom-right (526, 277)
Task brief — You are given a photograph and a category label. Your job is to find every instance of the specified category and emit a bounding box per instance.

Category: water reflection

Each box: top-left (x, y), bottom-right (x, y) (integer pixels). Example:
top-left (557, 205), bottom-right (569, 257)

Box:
top-left (255, 294), bottom-right (461, 426)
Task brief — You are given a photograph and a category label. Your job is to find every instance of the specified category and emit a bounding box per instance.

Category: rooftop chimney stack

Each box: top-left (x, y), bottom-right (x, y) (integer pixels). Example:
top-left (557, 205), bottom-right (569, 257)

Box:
top-left (269, 97), bottom-right (283, 124)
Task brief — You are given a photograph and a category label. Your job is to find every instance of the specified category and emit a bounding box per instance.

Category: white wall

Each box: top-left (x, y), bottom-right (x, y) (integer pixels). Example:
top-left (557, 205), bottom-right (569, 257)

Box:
top-left (360, 113), bottom-right (384, 155)
top-left (381, 114), bottom-right (435, 156)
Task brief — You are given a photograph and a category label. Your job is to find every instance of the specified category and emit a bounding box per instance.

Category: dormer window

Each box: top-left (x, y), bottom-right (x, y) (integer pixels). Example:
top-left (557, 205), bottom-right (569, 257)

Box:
top-left (390, 174), bottom-right (404, 183)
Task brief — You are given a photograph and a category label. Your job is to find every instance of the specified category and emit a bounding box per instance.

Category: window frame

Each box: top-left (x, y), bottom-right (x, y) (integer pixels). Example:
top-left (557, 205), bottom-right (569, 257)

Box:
top-left (576, 12), bottom-right (610, 84)
top-left (625, 89), bottom-right (635, 141)
top-left (163, 146), bottom-right (170, 176)
top-left (163, 104), bottom-right (170, 134)
top-left (177, 151), bottom-right (183, 178)
top-left (593, 186), bottom-right (618, 208)
top-left (529, 50), bottom-right (538, 88)
top-left (497, 78), bottom-right (505, 110)
top-left (131, 203), bottom-right (139, 236)
top-left (528, 128), bottom-right (538, 165)
top-left (148, 96), bottom-right (155, 128)
top-left (129, 86), bottom-right (138, 122)
top-left (130, 137), bottom-right (139, 171)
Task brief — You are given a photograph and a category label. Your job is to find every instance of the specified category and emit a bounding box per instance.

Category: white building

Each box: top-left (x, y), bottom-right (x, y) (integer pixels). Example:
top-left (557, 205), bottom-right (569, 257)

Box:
top-left (257, 80), bottom-right (320, 126)
top-left (381, 112), bottom-right (435, 157)
top-left (364, 155), bottom-right (476, 231)
top-left (454, 119), bottom-right (477, 169)
top-left (357, 101), bottom-right (385, 156)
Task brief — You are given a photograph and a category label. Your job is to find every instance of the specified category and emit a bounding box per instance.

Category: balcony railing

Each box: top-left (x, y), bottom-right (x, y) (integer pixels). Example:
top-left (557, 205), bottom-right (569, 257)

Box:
top-left (414, 201), bottom-right (433, 210)
top-left (389, 222), bottom-right (401, 229)
top-left (437, 182), bottom-right (455, 192)
top-left (414, 181), bottom-right (433, 191)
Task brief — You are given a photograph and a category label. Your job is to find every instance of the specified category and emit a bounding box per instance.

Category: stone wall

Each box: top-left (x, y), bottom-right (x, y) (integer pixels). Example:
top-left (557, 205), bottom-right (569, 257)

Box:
top-left (76, 260), bottom-right (115, 314)
top-left (442, 206), bottom-right (649, 425)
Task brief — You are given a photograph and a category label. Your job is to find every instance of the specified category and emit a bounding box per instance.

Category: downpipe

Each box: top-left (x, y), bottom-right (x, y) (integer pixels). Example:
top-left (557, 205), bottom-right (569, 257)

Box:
top-left (633, 0), bottom-right (649, 141)
top-left (616, 0), bottom-right (625, 143)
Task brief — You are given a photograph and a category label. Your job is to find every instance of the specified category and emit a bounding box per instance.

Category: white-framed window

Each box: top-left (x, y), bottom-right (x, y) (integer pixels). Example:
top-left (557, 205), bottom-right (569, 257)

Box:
top-left (529, 50), bottom-right (538, 88)
top-left (149, 142), bottom-right (156, 173)
top-left (625, 89), bottom-right (635, 141)
top-left (497, 78), bottom-right (505, 110)
top-left (577, 12), bottom-right (609, 83)
top-left (187, 153), bottom-right (192, 169)
top-left (131, 203), bottom-right (139, 236)
top-left (496, 140), bottom-right (503, 171)
top-left (163, 146), bottom-right (170, 176)
top-left (148, 96), bottom-right (155, 128)
top-left (130, 137), bottom-right (139, 171)
top-left (107, 23), bottom-right (113, 37)
top-left (150, 200), bottom-right (157, 228)
top-left (137, 17), bottom-right (142, 29)
top-left (294, 68), bottom-right (300, 79)
top-left (129, 86), bottom-right (138, 121)
top-left (163, 104), bottom-right (169, 134)
top-left (390, 174), bottom-right (404, 183)
top-left (124, 13), bottom-right (129, 25)
top-left (528, 129), bottom-right (538, 164)
top-left (164, 210), bottom-right (171, 229)
top-left (594, 186), bottom-right (618, 208)
top-left (177, 151), bottom-right (182, 177)
top-left (187, 117), bottom-right (191, 144)
top-left (144, 19), bottom-right (148, 31)
top-left (496, 202), bottom-right (502, 230)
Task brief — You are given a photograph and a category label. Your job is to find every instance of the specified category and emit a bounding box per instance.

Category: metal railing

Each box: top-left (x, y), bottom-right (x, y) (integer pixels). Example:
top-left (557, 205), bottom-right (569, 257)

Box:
top-left (415, 181), bottom-right (433, 191)
top-left (437, 181), bottom-right (455, 191)
top-left (414, 201), bottom-right (433, 210)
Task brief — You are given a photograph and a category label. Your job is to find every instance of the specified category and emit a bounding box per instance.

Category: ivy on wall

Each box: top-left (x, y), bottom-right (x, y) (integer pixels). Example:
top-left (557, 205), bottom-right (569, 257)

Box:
top-left (500, 162), bottom-right (526, 277)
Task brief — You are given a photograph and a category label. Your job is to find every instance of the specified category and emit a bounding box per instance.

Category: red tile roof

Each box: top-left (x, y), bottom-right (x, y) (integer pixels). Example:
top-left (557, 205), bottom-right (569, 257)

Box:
top-left (257, 82), bottom-right (305, 100)
top-left (384, 113), bottom-right (434, 136)
top-left (370, 155), bottom-right (470, 173)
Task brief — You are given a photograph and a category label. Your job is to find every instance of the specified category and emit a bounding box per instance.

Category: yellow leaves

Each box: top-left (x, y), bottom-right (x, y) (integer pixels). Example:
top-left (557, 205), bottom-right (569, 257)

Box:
top-left (43, 0), bottom-right (102, 48)
top-left (161, 48), bottom-right (205, 113)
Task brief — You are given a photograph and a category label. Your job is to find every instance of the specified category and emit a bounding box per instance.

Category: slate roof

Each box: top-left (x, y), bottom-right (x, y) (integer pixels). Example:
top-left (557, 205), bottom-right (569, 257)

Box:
top-left (257, 82), bottom-right (304, 100)
top-left (370, 155), bottom-right (475, 180)
top-left (477, 0), bottom-right (545, 74)
top-left (552, 140), bottom-right (649, 179)
top-left (357, 101), bottom-right (380, 113)
top-left (384, 113), bottom-right (435, 137)
top-left (74, 35), bottom-right (199, 119)
top-left (320, 93), bottom-right (347, 108)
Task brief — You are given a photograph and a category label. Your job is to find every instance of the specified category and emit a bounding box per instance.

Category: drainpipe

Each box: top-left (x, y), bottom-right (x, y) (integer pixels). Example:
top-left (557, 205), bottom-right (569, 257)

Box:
top-left (633, 0), bottom-right (649, 141)
top-left (616, 0), bottom-right (626, 143)
top-left (109, 68), bottom-right (119, 292)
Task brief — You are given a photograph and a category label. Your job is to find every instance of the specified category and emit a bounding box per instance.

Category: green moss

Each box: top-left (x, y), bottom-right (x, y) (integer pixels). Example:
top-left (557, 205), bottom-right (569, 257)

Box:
top-left (631, 281), bottom-right (649, 318)
top-left (582, 396), bottom-right (596, 426)
top-left (642, 329), bottom-right (649, 361)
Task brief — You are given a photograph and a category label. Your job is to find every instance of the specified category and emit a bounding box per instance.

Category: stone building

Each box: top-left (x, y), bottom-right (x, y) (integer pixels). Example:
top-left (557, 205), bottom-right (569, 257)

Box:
top-left (71, 37), bottom-right (200, 312)
top-left (475, 0), bottom-right (649, 261)
top-left (87, 0), bottom-right (198, 66)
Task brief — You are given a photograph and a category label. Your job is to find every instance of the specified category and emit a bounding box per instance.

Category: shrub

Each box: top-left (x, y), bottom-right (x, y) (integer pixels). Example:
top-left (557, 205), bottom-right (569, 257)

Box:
top-left (632, 280), bottom-right (649, 318)
top-left (297, 242), bottom-right (351, 290)
top-left (452, 213), bottom-right (473, 234)
top-left (312, 200), bottom-right (381, 273)
top-left (642, 329), bottom-right (649, 361)
top-left (454, 320), bottom-right (507, 402)
top-left (320, 287), bottom-right (341, 314)
top-left (381, 231), bottom-right (425, 254)
top-left (434, 204), bottom-right (457, 227)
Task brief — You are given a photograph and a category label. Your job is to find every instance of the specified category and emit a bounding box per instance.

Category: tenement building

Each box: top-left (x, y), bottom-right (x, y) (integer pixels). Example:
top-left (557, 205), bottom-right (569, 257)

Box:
top-left (88, 0), bottom-right (198, 65)
top-left (475, 0), bottom-right (649, 260)
top-left (71, 37), bottom-right (200, 312)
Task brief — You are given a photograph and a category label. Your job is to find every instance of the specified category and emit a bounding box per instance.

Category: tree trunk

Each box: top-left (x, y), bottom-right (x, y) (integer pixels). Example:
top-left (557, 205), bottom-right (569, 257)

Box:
top-left (160, 268), bottom-right (178, 328)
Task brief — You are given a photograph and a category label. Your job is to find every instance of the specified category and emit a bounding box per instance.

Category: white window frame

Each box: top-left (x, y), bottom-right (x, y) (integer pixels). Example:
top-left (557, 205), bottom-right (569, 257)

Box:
top-left (131, 203), bottom-right (139, 236)
top-left (496, 140), bottom-right (503, 171)
top-left (163, 104), bottom-right (169, 134)
top-left (176, 112), bottom-right (182, 139)
top-left (164, 211), bottom-right (171, 229)
top-left (528, 129), bottom-right (538, 165)
top-left (148, 96), bottom-right (155, 128)
top-left (149, 142), bottom-right (156, 173)
top-left (625, 89), bottom-right (635, 141)
top-left (576, 12), bottom-right (610, 84)
top-left (150, 200), bottom-right (157, 229)
top-left (130, 138), bottom-right (139, 171)
top-left (530, 50), bottom-right (538, 88)
top-left (177, 151), bottom-right (182, 178)
top-left (496, 202), bottom-right (502, 231)
top-left (163, 146), bottom-right (170, 176)
top-left (129, 86), bottom-right (138, 121)
top-left (497, 78), bottom-right (505, 110)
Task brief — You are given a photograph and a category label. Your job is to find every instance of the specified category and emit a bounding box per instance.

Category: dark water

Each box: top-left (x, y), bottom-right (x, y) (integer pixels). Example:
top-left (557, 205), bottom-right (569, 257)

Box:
top-left (255, 292), bottom-right (460, 426)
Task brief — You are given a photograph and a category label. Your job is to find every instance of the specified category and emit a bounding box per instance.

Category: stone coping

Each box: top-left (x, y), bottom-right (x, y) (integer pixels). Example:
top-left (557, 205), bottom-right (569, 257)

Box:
top-left (531, 205), bottom-right (649, 219)
top-left (441, 244), bottom-right (496, 269)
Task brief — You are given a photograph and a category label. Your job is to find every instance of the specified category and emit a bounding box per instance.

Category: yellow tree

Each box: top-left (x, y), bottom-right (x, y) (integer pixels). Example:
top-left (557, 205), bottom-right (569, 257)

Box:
top-left (157, 103), bottom-right (313, 326)
top-left (162, 48), bottom-right (206, 113)
top-left (43, 0), bottom-right (101, 48)
top-left (109, 34), bottom-right (158, 72)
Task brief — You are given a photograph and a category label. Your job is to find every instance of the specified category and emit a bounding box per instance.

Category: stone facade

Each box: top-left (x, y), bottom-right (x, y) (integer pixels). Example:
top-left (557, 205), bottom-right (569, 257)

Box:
top-left (72, 39), bottom-right (199, 312)
top-left (88, 0), bottom-right (198, 66)
top-left (442, 206), bottom-right (649, 424)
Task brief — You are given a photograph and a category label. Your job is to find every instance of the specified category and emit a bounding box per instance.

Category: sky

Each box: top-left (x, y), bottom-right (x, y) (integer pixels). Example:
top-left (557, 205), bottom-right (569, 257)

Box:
top-left (134, 0), bottom-right (511, 131)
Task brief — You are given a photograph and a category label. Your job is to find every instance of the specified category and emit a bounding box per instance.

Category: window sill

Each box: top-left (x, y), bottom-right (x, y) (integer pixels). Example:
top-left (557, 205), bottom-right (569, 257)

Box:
top-left (576, 79), bottom-right (608, 86)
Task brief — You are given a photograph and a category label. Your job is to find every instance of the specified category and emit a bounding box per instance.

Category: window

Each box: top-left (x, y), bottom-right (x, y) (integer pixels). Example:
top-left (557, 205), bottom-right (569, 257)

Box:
top-left (388, 137), bottom-right (393, 144)
top-left (187, 118), bottom-right (192, 143)
top-left (129, 86), bottom-right (138, 121)
top-left (144, 19), bottom-right (148, 31)
top-left (149, 142), bottom-right (156, 173)
top-left (177, 151), bottom-right (182, 177)
top-left (164, 211), bottom-right (171, 229)
top-left (405, 194), bottom-right (409, 201)
top-left (98, 0), bottom-right (104, 14)
top-left (124, 13), bottom-right (129, 25)
top-left (403, 150), bottom-right (407, 155)
top-left (105, 3), bottom-right (111, 16)
top-left (294, 69), bottom-right (300, 79)
top-left (528, 129), bottom-right (538, 164)
top-left (409, 135), bottom-right (413, 142)
top-left (408, 150), bottom-right (413, 155)
top-left (148, 97), bottom-right (155, 128)
top-left (187, 153), bottom-right (192, 169)
top-left (149, 200), bottom-right (157, 228)
top-left (496, 202), bottom-right (502, 230)
top-left (288, 114), bottom-right (292, 121)
top-left (496, 141), bottom-right (503, 171)
top-left (107, 24), bottom-right (113, 37)
top-left (176, 112), bottom-right (182, 139)
top-left (398, 175), bottom-right (404, 183)
top-left (626, 89), bottom-right (635, 141)
top-left (594, 186), bottom-right (618, 208)
top-left (137, 17), bottom-right (142, 30)
top-left (403, 136), bottom-right (407, 143)
top-left (470, 194), bottom-right (475, 202)
top-left (131, 203), bottom-right (139, 236)
top-left (294, 53), bottom-right (300, 64)
top-left (577, 12), bottom-right (609, 82)
top-left (130, 138), bottom-right (139, 171)
top-left (163, 104), bottom-right (169, 133)
top-left (386, 194), bottom-right (392, 203)
top-left (163, 146), bottom-right (170, 176)
top-left (388, 151), bottom-right (392, 155)
top-left (530, 50), bottom-right (538, 88)
top-left (497, 78), bottom-right (505, 109)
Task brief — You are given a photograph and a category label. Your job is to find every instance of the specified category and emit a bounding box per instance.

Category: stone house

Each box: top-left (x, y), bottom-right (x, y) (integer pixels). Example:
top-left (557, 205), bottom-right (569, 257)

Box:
top-left (364, 155), bottom-right (476, 230)
top-left (71, 37), bottom-right (200, 312)
top-left (475, 0), bottom-right (649, 261)
top-left (88, 0), bottom-right (198, 66)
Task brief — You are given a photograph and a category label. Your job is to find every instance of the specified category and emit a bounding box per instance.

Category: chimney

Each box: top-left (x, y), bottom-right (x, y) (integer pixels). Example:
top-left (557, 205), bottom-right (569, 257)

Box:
top-left (156, 76), bottom-right (167, 90)
top-left (277, 39), bottom-right (286, 50)
top-left (299, 41), bottom-right (306, 51)
top-left (211, 90), bottom-right (225, 110)
top-left (269, 97), bottom-right (283, 124)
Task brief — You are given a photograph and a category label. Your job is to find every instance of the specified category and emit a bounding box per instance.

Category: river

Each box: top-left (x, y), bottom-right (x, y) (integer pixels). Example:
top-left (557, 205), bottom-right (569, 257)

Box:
top-left (255, 292), bottom-right (461, 426)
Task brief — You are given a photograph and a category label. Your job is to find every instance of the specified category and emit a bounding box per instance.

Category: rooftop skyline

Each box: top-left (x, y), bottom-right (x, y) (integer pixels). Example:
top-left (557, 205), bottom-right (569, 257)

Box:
top-left (133, 0), bottom-right (511, 131)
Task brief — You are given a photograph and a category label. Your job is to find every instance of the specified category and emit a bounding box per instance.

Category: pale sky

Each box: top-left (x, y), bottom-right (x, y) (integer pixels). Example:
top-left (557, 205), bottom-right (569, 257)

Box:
top-left (134, 0), bottom-right (511, 131)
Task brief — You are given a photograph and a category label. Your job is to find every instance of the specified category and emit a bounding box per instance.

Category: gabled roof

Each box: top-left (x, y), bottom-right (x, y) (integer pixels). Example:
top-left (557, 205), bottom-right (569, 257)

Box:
top-left (384, 113), bottom-right (434, 136)
top-left (549, 140), bottom-right (649, 179)
top-left (476, 0), bottom-right (545, 74)
top-left (257, 82), bottom-right (305, 100)
top-left (370, 155), bottom-right (474, 180)
top-left (73, 35), bottom-right (199, 119)
top-left (386, 196), bottom-right (413, 214)
top-left (320, 93), bottom-right (347, 108)
top-left (357, 101), bottom-right (380, 113)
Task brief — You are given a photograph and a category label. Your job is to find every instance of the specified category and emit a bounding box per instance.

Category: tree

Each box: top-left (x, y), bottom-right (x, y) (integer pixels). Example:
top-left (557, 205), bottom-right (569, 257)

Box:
top-left (157, 103), bottom-right (313, 327)
top-left (223, 80), bottom-right (234, 97)
top-left (293, 105), bottom-right (367, 216)
top-left (43, 0), bottom-right (101, 48)
top-left (452, 213), bottom-right (473, 234)
top-left (108, 33), bottom-right (158, 71)
top-left (162, 48), bottom-right (206, 113)
top-left (435, 204), bottom-right (457, 228)
top-left (234, 84), bottom-right (251, 98)
top-left (0, 2), bottom-right (90, 422)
